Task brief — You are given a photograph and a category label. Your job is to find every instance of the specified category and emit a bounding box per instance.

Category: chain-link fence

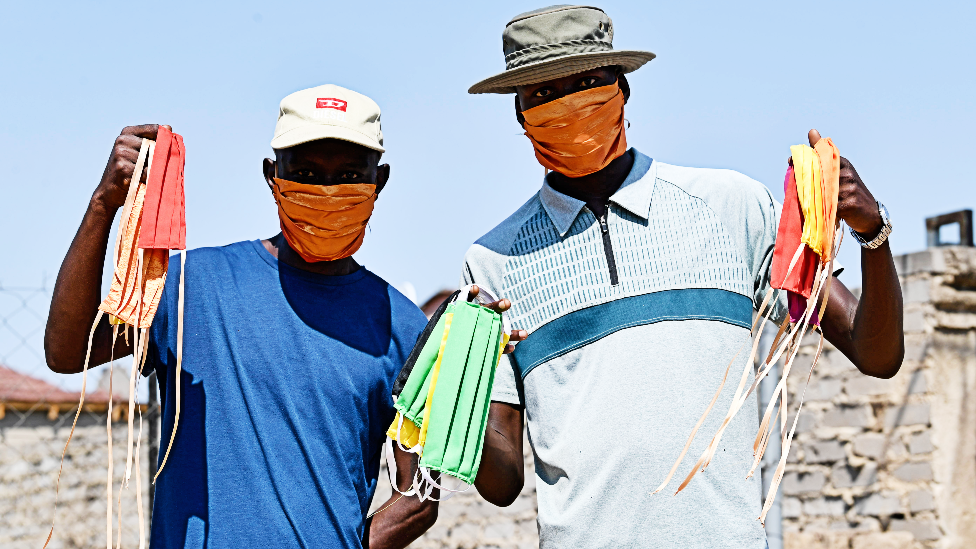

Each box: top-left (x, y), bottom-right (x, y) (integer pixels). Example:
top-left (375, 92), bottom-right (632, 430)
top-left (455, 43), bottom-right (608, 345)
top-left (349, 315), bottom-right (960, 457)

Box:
top-left (0, 284), bottom-right (159, 549)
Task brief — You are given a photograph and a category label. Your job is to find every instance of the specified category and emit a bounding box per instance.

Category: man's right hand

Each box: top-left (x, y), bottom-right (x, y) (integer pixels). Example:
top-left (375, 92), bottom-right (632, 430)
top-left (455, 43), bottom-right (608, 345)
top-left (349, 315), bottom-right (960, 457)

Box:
top-left (93, 124), bottom-right (168, 211)
top-left (45, 124), bottom-right (169, 373)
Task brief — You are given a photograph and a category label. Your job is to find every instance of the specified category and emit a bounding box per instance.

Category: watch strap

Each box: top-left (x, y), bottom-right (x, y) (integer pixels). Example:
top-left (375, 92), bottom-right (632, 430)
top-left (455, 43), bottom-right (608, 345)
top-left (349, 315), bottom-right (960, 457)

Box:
top-left (850, 201), bottom-right (892, 250)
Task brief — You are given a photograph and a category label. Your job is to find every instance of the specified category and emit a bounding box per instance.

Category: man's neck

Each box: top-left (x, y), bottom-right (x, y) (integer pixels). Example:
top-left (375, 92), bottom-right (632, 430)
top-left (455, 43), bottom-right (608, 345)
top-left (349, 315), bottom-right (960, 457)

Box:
top-left (546, 149), bottom-right (635, 219)
top-left (262, 233), bottom-right (361, 276)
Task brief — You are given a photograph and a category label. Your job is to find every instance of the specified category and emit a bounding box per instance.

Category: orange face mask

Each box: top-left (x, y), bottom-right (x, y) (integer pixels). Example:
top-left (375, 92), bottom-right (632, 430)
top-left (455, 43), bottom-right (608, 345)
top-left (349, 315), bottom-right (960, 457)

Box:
top-left (272, 177), bottom-right (377, 262)
top-left (521, 82), bottom-right (628, 178)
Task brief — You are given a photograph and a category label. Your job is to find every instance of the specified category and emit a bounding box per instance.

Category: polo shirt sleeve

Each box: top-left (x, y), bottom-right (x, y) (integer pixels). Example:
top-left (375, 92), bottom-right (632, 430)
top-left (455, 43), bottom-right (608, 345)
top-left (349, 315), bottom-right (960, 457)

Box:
top-left (461, 250), bottom-right (523, 408)
top-left (755, 193), bottom-right (790, 324)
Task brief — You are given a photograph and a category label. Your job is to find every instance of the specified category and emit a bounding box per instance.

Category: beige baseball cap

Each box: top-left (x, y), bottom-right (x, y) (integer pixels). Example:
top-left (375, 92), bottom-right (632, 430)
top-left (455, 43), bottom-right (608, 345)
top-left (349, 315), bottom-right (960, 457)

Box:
top-left (270, 84), bottom-right (384, 152)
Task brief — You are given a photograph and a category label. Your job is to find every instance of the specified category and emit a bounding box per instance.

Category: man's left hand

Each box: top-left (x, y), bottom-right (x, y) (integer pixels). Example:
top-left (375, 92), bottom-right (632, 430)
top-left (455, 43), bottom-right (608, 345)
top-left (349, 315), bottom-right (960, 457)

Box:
top-left (808, 129), bottom-right (883, 238)
top-left (468, 285), bottom-right (527, 354)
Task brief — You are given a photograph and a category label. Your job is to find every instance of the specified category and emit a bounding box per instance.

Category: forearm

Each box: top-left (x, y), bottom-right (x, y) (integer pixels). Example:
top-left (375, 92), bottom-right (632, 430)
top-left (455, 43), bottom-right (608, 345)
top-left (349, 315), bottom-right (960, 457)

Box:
top-left (850, 241), bottom-right (904, 376)
top-left (366, 494), bottom-right (436, 549)
top-left (367, 447), bottom-right (437, 549)
top-left (44, 194), bottom-right (124, 373)
top-left (823, 241), bottom-right (904, 378)
top-left (474, 402), bottom-right (524, 506)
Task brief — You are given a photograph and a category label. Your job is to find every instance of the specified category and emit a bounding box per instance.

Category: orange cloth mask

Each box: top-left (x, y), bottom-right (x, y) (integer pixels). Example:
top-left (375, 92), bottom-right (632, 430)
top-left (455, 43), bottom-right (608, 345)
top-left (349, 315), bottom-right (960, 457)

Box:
top-left (272, 177), bottom-right (377, 262)
top-left (521, 82), bottom-right (628, 178)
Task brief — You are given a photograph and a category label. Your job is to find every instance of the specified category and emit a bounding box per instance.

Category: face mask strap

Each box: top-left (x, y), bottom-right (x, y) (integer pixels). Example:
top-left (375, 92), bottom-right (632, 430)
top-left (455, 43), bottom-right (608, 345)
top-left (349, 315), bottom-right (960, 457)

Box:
top-left (415, 467), bottom-right (471, 502)
top-left (385, 438), bottom-right (420, 497)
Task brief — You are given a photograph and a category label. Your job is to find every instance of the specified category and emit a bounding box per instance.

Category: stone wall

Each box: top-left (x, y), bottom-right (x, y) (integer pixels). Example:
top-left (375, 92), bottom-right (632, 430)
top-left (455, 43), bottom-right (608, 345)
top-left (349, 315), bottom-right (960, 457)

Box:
top-left (782, 246), bottom-right (976, 549)
top-left (0, 411), bottom-right (151, 549)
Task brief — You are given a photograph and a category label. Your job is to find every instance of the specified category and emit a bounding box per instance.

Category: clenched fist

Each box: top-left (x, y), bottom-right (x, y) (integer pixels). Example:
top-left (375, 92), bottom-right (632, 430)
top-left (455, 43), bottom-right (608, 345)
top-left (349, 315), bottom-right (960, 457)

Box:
top-left (93, 124), bottom-right (170, 211)
top-left (807, 129), bottom-right (883, 238)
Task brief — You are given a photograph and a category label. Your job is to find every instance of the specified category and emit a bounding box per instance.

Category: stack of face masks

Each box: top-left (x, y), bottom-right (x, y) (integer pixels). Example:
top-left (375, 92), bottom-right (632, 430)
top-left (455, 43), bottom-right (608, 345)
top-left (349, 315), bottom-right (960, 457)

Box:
top-left (47, 129), bottom-right (187, 549)
top-left (653, 138), bottom-right (842, 526)
top-left (385, 287), bottom-right (510, 501)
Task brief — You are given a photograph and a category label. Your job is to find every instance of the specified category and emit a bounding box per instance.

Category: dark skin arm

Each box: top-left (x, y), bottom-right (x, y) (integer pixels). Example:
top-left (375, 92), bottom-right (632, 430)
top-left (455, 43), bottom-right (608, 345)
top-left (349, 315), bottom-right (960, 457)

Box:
top-left (473, 401), bottom-right (525, 506)
top-left (45, 130), bottom-right (526, 539)
top-left (365, 447), bottom-right (437, 548)
top-left (44, 124), bottom-right (166, 373)
top-left (809, 129), bottom-right (905, 379)
top-left (479, 77), bottom-right (906, 503)
top-left (463, 287), bottom-right (528, 507)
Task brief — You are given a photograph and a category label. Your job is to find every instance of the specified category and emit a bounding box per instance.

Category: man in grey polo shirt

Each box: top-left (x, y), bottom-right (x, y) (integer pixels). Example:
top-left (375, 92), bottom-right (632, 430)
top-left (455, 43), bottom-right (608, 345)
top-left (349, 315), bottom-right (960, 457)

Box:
top-left (463, 6), bottom-right (905, 547)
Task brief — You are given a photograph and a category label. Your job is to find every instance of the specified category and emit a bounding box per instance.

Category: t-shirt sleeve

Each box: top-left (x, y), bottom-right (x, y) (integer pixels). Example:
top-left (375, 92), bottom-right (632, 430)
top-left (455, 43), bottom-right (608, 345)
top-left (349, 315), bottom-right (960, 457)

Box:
top-left (461, 256), bottom-right (523, 407)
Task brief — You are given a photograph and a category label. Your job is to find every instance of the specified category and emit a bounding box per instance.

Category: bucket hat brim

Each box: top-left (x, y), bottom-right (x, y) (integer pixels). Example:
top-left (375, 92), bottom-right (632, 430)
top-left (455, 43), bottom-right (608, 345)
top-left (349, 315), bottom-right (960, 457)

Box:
top-left (468, 49), bottom-right (655, 95)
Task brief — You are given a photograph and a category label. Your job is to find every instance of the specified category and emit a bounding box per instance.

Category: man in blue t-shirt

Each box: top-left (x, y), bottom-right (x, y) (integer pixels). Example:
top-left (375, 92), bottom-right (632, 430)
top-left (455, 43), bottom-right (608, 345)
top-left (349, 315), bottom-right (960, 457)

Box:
top-left (44, 84), bottom-right (509, 548)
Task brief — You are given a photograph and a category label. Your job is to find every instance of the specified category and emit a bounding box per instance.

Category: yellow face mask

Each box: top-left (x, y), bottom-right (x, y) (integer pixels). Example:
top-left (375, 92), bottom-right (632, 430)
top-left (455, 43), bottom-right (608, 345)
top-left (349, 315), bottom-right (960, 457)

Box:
top-left (790, 138), bottom-right (840, 259)
top-left (272, 177), bottom-right (377, 262)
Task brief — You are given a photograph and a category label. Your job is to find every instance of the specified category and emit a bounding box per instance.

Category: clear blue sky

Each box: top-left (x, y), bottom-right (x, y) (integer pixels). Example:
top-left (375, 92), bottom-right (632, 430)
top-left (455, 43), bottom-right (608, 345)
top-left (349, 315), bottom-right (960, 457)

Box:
top-left (2, 1), bottom-right (974, 388)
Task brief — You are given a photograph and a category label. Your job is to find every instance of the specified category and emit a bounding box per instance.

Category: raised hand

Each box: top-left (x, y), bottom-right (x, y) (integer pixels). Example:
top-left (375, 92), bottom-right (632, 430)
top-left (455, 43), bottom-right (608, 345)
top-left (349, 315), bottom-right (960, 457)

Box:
top-left (808, 129), bottom-right (883, 237)
top-left (94, 124), bottom-right (169, 211)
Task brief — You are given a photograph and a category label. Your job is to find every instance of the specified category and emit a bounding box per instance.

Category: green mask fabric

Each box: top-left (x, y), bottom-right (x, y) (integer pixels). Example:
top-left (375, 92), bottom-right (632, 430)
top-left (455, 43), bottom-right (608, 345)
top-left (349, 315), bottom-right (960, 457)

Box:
top-left (385, 286), bottom-right (508, 501)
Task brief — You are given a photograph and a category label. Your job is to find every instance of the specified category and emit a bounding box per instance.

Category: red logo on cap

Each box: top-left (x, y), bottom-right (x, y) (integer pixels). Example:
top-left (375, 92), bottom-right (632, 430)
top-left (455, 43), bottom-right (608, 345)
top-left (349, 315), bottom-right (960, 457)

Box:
top-left (316, 98), bottom-right (347, 111)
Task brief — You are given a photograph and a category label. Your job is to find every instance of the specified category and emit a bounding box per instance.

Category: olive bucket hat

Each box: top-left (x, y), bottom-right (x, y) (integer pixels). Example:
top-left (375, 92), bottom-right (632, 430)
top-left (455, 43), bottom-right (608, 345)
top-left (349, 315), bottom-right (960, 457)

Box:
top-left (468, 5), bottom-right (655, 95)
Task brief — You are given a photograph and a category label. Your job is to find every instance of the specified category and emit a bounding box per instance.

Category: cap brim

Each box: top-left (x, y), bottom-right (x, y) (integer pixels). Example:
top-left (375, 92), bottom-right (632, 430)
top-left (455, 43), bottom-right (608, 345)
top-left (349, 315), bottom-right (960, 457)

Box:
top-left (468, 50), bottom-right (655, 95)
top-left (270, 123), bottom-right (385, 153)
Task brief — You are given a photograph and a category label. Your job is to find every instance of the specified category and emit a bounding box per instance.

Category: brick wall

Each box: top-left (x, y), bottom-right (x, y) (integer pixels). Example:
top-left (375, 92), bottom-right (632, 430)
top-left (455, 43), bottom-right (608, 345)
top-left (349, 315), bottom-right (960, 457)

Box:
top-left (782, 246), bottom-right (976, 549)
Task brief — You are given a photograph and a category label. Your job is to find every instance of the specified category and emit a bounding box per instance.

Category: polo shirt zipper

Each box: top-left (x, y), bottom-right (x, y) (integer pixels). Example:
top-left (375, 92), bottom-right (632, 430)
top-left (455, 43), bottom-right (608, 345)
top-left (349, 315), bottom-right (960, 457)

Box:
top-left (598, 208), bottom-right (619, 286)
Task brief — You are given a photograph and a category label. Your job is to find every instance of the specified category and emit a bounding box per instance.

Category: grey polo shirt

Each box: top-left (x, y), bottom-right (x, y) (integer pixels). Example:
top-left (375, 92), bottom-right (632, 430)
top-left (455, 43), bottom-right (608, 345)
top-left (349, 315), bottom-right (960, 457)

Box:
top-left (461, 149), bottom-right (792, 548)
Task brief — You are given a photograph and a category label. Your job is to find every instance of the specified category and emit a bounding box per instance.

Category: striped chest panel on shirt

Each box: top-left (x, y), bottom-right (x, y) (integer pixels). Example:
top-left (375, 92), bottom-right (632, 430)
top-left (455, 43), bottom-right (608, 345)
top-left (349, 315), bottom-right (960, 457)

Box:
top-left (503, 179), bottom-right (753, 378)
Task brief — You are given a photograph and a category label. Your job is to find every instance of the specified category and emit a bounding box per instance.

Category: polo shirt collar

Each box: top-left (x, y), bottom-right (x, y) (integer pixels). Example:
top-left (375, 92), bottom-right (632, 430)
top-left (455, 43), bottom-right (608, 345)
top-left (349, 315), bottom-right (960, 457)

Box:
top-left (609, 149), bottom-right (655, 220)
top-left (538, 148), bottom-right (655, 237)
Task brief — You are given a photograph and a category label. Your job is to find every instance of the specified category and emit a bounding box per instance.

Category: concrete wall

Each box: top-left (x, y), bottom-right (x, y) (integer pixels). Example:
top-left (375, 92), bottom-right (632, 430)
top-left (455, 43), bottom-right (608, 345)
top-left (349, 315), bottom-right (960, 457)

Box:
top-left (0, 412), bottom-right (151, 549)
top-left (782, 246), bottom-right (976, 549)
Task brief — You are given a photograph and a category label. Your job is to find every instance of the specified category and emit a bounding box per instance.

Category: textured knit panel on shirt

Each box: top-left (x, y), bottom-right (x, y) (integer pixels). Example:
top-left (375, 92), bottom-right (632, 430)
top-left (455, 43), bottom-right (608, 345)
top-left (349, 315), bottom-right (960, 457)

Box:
top-left (502, 179), bottom-right (749, 333)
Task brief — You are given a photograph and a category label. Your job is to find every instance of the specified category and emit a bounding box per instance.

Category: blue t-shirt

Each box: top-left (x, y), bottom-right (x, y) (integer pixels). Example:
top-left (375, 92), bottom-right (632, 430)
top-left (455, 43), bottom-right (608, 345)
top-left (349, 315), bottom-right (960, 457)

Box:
top-left (146, 240), bottom-right (427, 549)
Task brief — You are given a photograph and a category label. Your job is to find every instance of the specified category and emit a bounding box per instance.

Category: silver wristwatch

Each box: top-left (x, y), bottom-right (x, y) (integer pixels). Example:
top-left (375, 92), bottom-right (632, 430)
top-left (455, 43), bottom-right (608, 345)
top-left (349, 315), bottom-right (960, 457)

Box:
top-left (850, 201), bottom-right (892, 249)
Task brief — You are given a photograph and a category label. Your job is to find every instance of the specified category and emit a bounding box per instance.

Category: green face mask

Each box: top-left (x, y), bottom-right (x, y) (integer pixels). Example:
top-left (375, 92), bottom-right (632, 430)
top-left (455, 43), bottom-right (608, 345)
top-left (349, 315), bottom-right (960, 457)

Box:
top-left (386, 287), bottom-right (508, 501)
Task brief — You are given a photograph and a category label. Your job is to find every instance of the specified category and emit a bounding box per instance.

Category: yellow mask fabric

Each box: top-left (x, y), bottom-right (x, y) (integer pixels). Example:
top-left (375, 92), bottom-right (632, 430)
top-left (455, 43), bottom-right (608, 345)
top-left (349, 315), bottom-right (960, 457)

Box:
top-left (521, 83), bottom-right (628, 178)
top-left (99, 178), bottom-right (169, 328)
top-left (790, 144), bottom-right (826, 256)
top-left (272, 177), bottom-right (376, 262)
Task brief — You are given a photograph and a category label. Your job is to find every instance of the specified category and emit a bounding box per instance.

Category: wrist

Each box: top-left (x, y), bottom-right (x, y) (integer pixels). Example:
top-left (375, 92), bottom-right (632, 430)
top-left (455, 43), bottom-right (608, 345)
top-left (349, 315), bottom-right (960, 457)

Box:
top-left (850, 201), bottom-right (892, 250)
top-left (849, 205), bottom-right (884, 239)
top-left (89, 188), bottom-right (122, 217)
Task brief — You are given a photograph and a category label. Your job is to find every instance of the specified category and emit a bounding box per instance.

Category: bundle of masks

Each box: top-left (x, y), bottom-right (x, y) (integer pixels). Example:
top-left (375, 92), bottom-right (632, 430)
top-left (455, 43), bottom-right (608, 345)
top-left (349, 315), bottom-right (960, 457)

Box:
top-left (653, 138), bottom-right (843, 525)
top-left (47, 128), bottom-right (187, 549)
top-left (385, 286), bottom-right (510, 502)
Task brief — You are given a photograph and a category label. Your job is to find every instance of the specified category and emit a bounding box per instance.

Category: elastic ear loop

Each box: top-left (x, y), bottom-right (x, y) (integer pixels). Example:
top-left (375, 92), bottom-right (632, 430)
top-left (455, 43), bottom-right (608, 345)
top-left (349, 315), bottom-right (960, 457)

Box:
top-left (45, 139), bottom-right (154, 549)
top-left (653, 242), bottom-right (806, 494)
top-left (416, 467), bottom-right (471, 502)
top-left (154, 248), bottom-right (186, 482)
